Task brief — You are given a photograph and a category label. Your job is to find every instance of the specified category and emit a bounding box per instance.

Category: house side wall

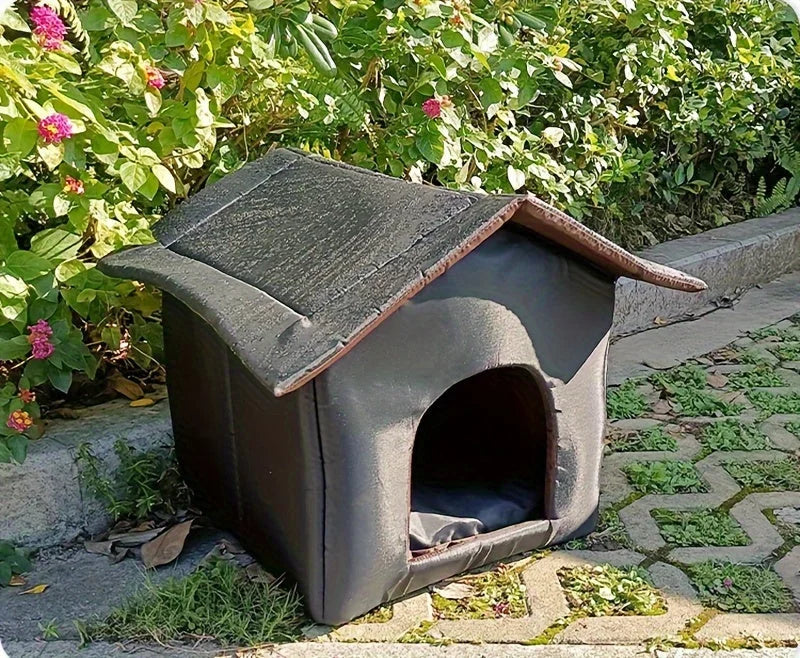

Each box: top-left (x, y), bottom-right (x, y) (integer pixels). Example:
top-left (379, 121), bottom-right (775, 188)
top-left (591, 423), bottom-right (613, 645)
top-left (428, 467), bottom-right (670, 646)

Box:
top-left (162, 295), bottom-right (326, 613)
top-left (314, 228), bottom-right (616, 624)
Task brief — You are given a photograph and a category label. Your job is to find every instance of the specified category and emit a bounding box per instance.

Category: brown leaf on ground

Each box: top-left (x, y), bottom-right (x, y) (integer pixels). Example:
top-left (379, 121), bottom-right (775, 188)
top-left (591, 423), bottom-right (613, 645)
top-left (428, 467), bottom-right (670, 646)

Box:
top-left (130, 398), bottom-right (155, 407)
top-left (432, 582), bottom-right (475, 600)
top-left (108, 527), bottom-right (165, 547)
top-left (20, 584), bottom-right (48, 595)
top-left (85, 540), bottom-right (115, 556)
top-left (9, 575), bottom-right (25, 587)
top-left (651, 399), bottom-right (672, 415)
top-left (108, 371), bottom-right (144, 400)
top-left (141, 520), bottom-right (193, 569)
top-left (245, 562), bottom-right (277, 585)
top-left (707, 373), bottom-right (729, 389)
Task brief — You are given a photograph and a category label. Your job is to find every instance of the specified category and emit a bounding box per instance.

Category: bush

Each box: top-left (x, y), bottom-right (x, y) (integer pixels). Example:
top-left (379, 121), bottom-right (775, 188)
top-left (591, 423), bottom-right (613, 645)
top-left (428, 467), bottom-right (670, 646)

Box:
top-left (1, 0), bottom-right (799, 458)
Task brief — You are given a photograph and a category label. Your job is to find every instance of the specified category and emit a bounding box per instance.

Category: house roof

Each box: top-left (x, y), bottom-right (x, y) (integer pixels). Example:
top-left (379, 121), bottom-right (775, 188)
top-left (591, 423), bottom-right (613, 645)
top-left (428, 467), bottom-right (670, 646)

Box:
top-left (99, 148), bottom-right (706, 396)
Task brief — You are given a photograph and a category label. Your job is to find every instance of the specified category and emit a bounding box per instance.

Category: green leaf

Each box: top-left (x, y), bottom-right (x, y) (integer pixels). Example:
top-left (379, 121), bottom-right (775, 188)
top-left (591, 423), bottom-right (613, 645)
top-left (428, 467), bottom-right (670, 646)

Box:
top-left (37, 143), bottom-right (65, 170)
top-left (416, 127), bottom-right (444, 164)
top-left (0, 9), bottom-right (30, 31)
top-left (152, 164), bottom-right (176, 193)
top-left (108, 0), bottom-right (137, 24)
top-left (0, 442), bottom-right (11, 465)
top-left (119, 161), bottom-right (148, 192)
top-left (479, 78), bottom-right (504, 109)
top-left (144, 88), bottom-right (162, 116)
top-left (4, 119), bottom-right (38, 157)
top-left (30, 229), bottom-right (82, 263)
top-left (4, 251), bottom-right (53, 281)
top-left (0, 335), bottom-right (30, 360)
top-left (47, 365), bottom-right (72, 393)
top-left (7, 435), bottom-right (28, 464)
top-left (553, 70), bottom-right (573, 89)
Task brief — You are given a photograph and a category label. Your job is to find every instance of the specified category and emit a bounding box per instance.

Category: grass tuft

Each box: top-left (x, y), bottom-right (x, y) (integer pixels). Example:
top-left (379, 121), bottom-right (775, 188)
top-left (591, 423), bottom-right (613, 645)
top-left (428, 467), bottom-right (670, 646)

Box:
top-left (688, 561), bottom-right (794, 613)
top-left (700, 420), bottom-right (770, 452)
top-left (558, 565), bottom-right (666, 617)
top-left (724, 458), bottom-right (800, 491)
top-left (624, 460), bottom-right (706, 494)
top-left (88, 559), bottom-right (304, 646)
top-left (607, 380), bottom-right (648, 420)
top-left (652, 509), bottom-right (749, 547)
top-left (608, 426), bottom-right (678, 453)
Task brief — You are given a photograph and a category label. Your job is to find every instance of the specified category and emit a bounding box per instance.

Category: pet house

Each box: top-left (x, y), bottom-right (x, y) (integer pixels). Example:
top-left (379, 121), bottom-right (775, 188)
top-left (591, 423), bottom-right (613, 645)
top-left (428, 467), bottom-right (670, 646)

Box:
top-left (98, 148), bottom-right (706, 625)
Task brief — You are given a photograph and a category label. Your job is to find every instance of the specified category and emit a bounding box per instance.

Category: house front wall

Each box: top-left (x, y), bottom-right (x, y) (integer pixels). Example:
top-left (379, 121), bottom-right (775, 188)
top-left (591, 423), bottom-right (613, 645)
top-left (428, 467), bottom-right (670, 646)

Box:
top-left (313, 227), bottom-right (616, 624)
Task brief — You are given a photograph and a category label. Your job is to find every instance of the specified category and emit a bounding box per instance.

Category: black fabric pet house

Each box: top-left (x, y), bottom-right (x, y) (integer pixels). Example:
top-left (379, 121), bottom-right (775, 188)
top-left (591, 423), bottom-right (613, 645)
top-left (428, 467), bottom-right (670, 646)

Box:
top-left (99, 148), bottom-right (706, 625)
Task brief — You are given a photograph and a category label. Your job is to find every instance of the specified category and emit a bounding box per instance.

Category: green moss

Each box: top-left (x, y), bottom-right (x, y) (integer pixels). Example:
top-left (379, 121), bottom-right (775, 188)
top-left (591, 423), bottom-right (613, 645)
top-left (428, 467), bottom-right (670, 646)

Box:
top-left (624, 460), bottom-right (706, 494)
top-left (431, 563), bottom-right (527, 620)
top-left (398, 621), bottom-right (451, 645)
top-left (607, 380), bottom-right (648, 420)
top-left (351, 604), bottom-right (393, 624)
top-left (700, 420), bottom-right (770, 451)
top-left (724, 458), bottom-right (800, 491)
top-left (608, 426), bottom-right (678, 453)
top-left (688, 561), bottom-right (794, 613)
top-left (652, 509), bottom-right (749, 547)
top-left (558, 565), bottom-right (666, 617)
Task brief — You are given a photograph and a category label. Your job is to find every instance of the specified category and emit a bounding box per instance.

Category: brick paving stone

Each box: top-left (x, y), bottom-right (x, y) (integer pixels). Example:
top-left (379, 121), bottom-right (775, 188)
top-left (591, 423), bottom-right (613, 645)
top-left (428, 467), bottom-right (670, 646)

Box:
top-left (328, 595), bottom-right (433, 642)
top-left (774, 546), bottom-right (800, 604)
top-left (694, 613), bottom-right (800, 642)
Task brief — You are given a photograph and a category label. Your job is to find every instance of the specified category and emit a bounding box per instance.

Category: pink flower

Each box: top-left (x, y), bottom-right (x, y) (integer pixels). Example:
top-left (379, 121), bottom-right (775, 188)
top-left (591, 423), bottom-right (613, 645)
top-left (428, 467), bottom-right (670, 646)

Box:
top-left (30, 4), bottom-right (67, 51)
top-left (145, 66), bottom-right (165, 90)
top-left (63, 176), bottom-right (84, 195)
top-left (422, 98), bottom-right (442, 119)
top-left (722, 577), bottom-right (734, 589)
top-left (493, 601), bottom-right (511, 616)
top-left (6, 410), bottom-right (34, 433)
top-left (28, 320), bottom-right (55, 360)
top-left (37, 113), bottom-right (73, 144)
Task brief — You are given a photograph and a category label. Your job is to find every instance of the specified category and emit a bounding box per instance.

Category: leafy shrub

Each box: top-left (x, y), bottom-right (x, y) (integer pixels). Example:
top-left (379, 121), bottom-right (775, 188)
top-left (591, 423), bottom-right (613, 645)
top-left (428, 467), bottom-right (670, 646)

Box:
top-left (700, 419), bottom-right (771, 451)
top-left (76, 439), bottom-right (191, 522)
top-left (1, 0), bottom-right (799, 459)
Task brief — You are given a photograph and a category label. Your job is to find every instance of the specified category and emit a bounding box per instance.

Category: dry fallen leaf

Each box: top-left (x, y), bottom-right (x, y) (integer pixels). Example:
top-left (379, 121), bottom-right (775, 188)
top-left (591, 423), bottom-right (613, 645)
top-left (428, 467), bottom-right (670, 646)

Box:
top-left (707, 373), bottom-right (728, 389)
top-left (9, 575), bottom-right (25, 587)
top-left (108, 372), bottom-right (144, 400)
top-left (141, 520), bottom-right (193, 569)
top-left (108, 527), bottom-right (165, 547)
top-left (245, 562), bottom-right (277, 585)
top-left (130, 398), bottom-right (155, 407)
top-left (84, 540), bottom-right (115, 556)
top-left (432, 582), bottom-right (475, 600)
top-left (20, 584), bottom-right (48, 595)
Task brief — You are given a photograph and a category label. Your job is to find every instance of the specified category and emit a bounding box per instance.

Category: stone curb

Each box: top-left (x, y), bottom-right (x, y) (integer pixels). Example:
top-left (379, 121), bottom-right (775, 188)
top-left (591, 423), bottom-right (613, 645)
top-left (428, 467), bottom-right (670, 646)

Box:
top-left (0, 399), bottom-right (172, 549)
top-left (613, 207), bottom-right (800, 336)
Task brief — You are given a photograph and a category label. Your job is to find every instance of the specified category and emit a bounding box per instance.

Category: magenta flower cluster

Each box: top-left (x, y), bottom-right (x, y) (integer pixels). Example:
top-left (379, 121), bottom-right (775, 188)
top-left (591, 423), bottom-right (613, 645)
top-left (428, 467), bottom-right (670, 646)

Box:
top-left (28, 319), bottom-right (55, 360)
top-left (30, 4), bottom-right (67, 51)
top-left (37, 113), bottom-right (73, 144)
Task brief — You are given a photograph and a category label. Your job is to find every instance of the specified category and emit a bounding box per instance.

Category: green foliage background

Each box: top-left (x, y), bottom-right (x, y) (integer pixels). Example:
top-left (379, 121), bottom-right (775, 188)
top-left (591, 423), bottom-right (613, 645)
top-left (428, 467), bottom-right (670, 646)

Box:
top-left (1, 0), bottom-right (799, 457)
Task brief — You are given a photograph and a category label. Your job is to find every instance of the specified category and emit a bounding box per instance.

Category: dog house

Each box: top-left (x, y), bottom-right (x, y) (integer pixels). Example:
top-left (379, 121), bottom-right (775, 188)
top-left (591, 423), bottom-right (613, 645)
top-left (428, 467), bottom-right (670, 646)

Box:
top-left (98, 148), bottom-right (706, 625)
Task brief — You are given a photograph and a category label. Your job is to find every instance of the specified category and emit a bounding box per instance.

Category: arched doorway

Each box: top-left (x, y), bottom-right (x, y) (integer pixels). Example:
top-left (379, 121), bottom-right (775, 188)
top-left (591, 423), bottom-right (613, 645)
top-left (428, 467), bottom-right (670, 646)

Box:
top-left (409, 366), bottom-right (550, 552)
